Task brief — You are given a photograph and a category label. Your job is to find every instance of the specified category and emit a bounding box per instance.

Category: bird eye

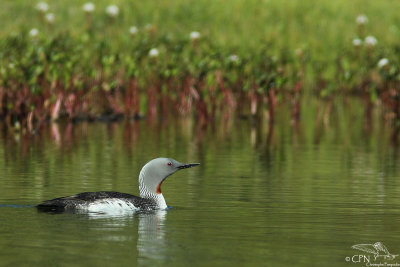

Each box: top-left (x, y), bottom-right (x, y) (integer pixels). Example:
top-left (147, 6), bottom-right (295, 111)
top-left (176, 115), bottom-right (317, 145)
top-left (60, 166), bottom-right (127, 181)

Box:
top-left (167, 162), bottom-right (172, 166)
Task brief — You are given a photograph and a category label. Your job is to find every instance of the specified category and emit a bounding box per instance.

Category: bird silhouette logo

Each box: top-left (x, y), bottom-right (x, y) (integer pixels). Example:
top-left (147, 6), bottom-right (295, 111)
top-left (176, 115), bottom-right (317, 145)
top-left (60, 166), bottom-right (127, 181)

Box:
top-left (352, 242), bottom-right (398, 261)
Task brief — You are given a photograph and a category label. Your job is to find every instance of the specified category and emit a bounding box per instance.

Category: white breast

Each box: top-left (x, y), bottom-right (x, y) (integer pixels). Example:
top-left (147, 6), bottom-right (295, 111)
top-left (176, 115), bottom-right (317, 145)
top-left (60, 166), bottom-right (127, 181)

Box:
top-left (86, 198), bottom-right (140, 214)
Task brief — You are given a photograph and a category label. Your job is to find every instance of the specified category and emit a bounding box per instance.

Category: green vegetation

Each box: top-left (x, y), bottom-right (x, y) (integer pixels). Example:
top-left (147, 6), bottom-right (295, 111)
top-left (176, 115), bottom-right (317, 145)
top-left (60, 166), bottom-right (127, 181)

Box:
top-left (0, 0), bottom-right (399, 130)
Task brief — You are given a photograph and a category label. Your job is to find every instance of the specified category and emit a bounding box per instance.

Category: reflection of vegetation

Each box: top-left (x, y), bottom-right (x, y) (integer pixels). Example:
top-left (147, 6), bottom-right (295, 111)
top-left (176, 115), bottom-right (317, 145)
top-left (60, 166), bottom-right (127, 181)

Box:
top-left (1, 0), bottom-right (400, 130)
top-left (1, 98), bottom-right (399, 217)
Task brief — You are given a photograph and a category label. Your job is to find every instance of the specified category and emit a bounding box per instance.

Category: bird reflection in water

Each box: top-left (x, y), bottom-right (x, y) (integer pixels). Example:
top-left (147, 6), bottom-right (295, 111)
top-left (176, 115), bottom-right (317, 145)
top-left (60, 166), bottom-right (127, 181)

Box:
top-left (86, 209), bottom-right (167, 262)
top-left (137, 210), bottom-right (167, 263)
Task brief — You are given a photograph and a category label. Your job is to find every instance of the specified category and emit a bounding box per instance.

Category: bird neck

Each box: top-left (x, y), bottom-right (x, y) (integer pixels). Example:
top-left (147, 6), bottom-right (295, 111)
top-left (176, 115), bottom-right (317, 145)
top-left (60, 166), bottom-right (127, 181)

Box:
top-left (138, 166), bottom-right (168, 209)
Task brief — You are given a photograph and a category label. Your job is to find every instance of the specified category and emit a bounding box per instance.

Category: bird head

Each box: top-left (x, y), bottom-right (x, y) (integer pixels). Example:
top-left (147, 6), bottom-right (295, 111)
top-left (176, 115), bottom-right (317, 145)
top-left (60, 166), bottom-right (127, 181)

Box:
top-left (139, 158), bottom-right (200, 197)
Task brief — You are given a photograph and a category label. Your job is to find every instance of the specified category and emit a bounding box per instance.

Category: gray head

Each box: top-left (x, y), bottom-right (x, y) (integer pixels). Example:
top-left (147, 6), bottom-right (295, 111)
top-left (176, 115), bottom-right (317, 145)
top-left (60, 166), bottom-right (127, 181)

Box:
top-left (139, 158), bottom-right (200, 199)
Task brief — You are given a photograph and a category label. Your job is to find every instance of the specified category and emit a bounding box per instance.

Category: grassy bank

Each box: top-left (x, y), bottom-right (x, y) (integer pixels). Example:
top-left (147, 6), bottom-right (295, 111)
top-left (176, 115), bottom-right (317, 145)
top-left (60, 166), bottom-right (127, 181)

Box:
top-left (1, 0), bottom-right (400, 130)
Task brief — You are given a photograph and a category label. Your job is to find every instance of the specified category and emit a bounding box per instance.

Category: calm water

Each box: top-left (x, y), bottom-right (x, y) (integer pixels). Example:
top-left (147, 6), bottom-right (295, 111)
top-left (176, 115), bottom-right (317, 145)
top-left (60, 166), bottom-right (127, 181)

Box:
top-left (0, 98), bottom-right (400, 266)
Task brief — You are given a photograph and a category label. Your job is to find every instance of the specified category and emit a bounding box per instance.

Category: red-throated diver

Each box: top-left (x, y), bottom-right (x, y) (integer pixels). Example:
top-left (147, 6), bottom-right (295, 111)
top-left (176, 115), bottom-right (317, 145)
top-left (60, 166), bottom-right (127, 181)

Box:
top-left (37, 158), bottom-right (200, 213)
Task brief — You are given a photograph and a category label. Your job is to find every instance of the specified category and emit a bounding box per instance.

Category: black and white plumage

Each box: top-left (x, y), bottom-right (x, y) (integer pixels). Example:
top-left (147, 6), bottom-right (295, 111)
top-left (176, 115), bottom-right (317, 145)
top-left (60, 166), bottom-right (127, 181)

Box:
top-left (37, 191), bottom-right (157, 213)
top-left (37, 158), bottom-right (200, 214)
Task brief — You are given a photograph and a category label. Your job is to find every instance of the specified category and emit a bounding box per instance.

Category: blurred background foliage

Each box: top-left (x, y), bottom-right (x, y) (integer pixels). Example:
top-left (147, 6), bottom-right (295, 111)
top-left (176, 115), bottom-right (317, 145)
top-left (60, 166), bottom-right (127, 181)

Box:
top-left (0, 0), bottom-right (399, 130)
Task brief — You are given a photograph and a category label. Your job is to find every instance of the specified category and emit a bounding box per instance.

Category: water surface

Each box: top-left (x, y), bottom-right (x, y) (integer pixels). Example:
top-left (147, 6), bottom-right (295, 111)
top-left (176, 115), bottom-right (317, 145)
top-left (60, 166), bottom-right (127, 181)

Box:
top-left (0, 98), bottom-right (399, 266)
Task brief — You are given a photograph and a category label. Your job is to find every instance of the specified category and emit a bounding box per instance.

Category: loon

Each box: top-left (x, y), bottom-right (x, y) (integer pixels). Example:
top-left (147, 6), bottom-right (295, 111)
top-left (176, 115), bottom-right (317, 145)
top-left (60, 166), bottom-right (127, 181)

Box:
top-left (37, 158), bottom-right (200, 213)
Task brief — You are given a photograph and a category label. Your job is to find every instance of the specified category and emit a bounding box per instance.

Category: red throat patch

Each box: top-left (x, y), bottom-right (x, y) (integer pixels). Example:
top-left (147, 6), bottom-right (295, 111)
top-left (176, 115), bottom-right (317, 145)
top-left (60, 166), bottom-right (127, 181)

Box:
top-left (156, 181), bottom-right (163, 194)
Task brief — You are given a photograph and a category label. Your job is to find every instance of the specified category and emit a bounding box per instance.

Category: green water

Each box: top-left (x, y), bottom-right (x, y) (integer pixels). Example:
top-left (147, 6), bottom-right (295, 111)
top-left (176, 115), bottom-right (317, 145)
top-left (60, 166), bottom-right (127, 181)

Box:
top-left (0, 98), bottom-right (400, 266)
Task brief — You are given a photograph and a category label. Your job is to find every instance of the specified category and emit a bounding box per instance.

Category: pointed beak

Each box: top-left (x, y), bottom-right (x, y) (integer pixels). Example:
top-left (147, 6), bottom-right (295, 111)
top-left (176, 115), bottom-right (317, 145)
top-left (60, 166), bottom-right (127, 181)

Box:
top-left (177, 163), bottom-right (200, 170)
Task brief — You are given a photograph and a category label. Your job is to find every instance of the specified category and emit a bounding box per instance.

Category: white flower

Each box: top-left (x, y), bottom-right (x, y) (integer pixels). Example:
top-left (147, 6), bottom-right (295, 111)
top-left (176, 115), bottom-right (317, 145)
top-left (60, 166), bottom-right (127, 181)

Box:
top-left (190, 31), bottom-right (200, 40)
top-left (29, 28), bottom-right (39, 37)
top-left (149, 48), bottom-right (159, 58)
top-left (228, 54), bottom-right (239, 63)
top-left (356, 14), bottom-right (368, 25)
top-left (83, 2), bottom-right (95, 13)
top-left (377, 58), bottom-right (389, 69)
top-left (14, 121), bottom-right (21, 130)
top-left (365, 35), bottom-right (377, 46)
top-left (129, 26), bottom-right (138, 35)
top-left (45, 13), bottom-right (54, 24)
top-left (105, 5), bottom-right (119, 17)
top-left (352, 38), bottom-right (362, 47)
top-left (36, 2), bottom-right (49, 13)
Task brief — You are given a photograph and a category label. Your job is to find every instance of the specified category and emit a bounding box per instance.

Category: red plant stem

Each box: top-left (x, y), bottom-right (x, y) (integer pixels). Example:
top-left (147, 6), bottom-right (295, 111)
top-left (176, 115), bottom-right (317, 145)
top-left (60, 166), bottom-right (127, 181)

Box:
top-left (268, 88), bottom-right (276, 123)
